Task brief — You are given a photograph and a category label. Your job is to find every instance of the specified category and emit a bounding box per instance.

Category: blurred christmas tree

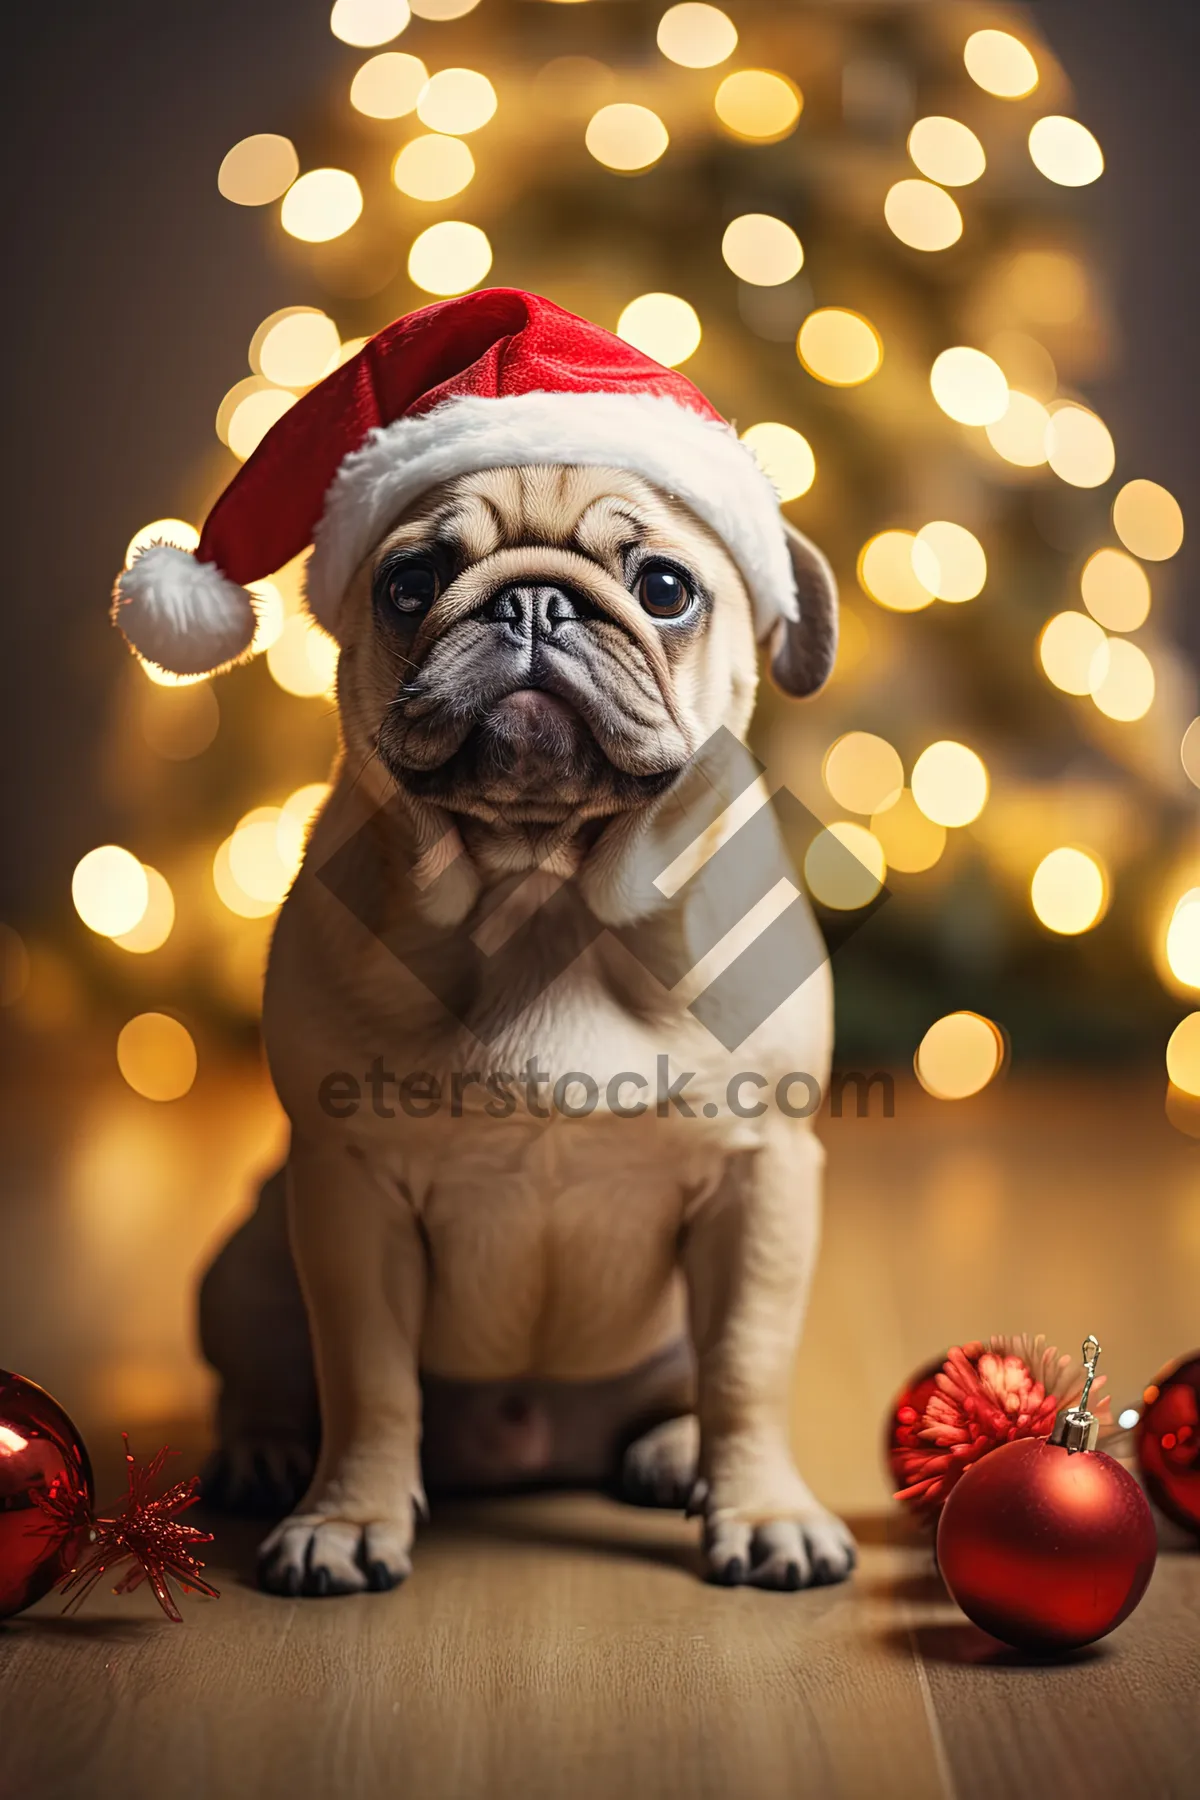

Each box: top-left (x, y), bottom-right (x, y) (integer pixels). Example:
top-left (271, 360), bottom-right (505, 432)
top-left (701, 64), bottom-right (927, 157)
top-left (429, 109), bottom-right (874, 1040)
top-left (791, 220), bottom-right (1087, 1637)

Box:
top-left (34, 0), bottom-right (1200, 1103)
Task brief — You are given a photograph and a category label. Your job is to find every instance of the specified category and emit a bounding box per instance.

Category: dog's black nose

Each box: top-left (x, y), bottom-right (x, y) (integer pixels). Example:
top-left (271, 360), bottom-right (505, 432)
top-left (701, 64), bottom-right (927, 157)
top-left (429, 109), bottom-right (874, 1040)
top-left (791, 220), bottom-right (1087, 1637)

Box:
top-left (484, 583), bottom-right (591, 633)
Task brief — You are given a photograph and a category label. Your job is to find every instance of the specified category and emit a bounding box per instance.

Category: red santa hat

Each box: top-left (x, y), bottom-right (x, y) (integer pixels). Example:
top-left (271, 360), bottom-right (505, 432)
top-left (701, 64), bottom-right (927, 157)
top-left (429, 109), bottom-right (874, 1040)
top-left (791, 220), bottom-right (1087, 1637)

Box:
top-left (113, 288), bottom-right (798, 677)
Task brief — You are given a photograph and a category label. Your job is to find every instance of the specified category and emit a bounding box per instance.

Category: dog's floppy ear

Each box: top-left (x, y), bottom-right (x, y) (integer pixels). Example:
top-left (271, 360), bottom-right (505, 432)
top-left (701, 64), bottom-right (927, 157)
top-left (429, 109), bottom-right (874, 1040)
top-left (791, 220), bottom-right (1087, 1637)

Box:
top-left (769, 520), bottom-right (838, 698)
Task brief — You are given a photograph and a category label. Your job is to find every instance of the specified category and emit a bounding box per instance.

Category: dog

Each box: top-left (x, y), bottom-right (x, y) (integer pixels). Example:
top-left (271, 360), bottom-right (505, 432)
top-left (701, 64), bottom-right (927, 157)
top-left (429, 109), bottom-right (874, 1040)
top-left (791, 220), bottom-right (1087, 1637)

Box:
top-left (198, 457), bottom-right (854, 1596)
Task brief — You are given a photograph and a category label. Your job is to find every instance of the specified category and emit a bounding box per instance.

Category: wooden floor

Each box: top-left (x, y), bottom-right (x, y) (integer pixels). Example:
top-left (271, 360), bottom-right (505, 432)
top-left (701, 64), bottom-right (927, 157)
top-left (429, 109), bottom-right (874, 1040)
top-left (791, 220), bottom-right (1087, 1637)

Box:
top-left (1, 1048), bottom-right (1198, 1800)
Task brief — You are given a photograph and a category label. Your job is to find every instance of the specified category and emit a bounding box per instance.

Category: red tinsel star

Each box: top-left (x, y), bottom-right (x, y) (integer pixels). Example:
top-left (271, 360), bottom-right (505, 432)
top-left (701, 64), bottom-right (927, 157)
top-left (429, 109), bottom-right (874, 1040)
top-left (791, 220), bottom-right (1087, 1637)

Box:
top-left (39, 1436), bottom-right (219, 1622)
top-left (894, 1334), bottom-right (1110, 1517)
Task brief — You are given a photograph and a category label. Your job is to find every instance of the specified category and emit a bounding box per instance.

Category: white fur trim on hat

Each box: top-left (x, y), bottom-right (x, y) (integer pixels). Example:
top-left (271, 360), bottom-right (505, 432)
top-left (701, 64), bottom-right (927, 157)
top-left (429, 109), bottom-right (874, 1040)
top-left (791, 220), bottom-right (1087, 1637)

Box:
top-left (112, 544), bottom-right (258, 677)
top-left (306, 391), bottom-right (797, 639)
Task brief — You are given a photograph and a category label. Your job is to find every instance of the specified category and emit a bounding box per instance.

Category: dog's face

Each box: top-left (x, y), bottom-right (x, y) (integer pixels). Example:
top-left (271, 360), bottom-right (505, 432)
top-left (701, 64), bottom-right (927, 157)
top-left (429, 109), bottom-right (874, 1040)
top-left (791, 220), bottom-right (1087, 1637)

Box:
top-left (336, 466), bottom-right (763, 827)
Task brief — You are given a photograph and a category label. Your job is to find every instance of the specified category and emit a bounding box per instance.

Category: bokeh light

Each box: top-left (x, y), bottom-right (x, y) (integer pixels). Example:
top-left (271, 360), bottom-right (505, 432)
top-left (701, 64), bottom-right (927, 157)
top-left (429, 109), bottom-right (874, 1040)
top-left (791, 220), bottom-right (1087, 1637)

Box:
top-left (1167, 1014), bottom-right (1200, 1098)
top-left (216, 376), bottom-right (270, 447)
top-left (616, 293), bottom-right (701, 367)
top-left (884, 180), bottom-right (963, 253)
top-left (72, 846), bottom-right (149, 939)
top-left (858, 531), bottom-right (934, 613)
top-left (585, 103), bottom-right (669, 172)
top-left (330, 0), bottom-right (410, 48)
top-left (280, 169), bottom-right (363, 242)
top-left (985, 391), bottom-right (1050, 467)
top-left (1029, 116), bottom-right (1104, 187)
top-left (1181, 719), bottom-right (1200, 789)
top-left (248, 581), bottom-right (286, 655)
top-left (277, 784), bottom-right (333, 876)
top-left (1030, 846), bottom-right (1107, 934)
top-left (350, 51), bottom-right (427, 118)
top-left (1045, 404), bottom-right (1115, 489)
top-left (930, 347), bottom-right (1008, 426)
top-left (797, 309), bottom-right (882, 386)
top-left (227, 388), bottom-right (297, 462)
top-left (912, 522), bottom-right (987, 603)
top-left (804, 821), bottom-right (886, 911)
top-left (1113, 480), bottom-right (1184, 561)
top-left (213, 837), bottom-right (278, 920)
top-left (963, 29), bottom-right (1039, 99)
top-left (267, 616), bottom-right (340, 698)
top-left (408, 220), bottom-right (493, 294)
top-left (254, 309), bottom-right (341, 388)
top-left (393, 133), bottom-right (475, 200)
top-left (740, 422), bottom-right (815, 501)
top-left (124, 518), bottom-right (200, 566)
top-left (410, 0), bottom-right (479, 16)
top-left (721, 214), bottom-right (803, 286)
top-left (117, 1013), bottom-right (197, 1102)
top-left (112, 867), bottom-right (175, 955)
top-left (870, 790), bottom-right (946, 874)
top-left (1090, 638), bottom-right (1155, 722)
top-left (1081, 549), bottom-right (1151, 633)
top-left (249, 309), bottom-right (318, 380)
top-left (217, 135), bottom-right (299, 206)
top-left (418, 69), bottom-right (498, 135)
top-left (916, 1012), bottom-right (1005, 1100)
top-left (823, 732), bottom-right (903, 815)
top-left (228, 807), bottom-right (295, 907)
top-left (1039, 611), bottom-right (1109, 696)
top-left (1166, 892), bottom-right (1200, 988)
top-left (911, 741), bottom-right (988, 827)
top-left (714, 70), bottom-right (802, 142)
top-left (907, 116), bottom-right (986, 186)
top-left (657, 4), bottom-right (737, 68)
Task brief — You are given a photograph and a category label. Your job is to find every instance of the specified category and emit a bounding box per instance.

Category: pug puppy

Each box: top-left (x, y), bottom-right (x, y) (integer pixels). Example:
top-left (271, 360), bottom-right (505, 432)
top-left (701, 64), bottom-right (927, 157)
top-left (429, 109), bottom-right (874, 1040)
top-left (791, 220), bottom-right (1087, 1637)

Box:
top-left (202, 460), bottom-right (854, 1596)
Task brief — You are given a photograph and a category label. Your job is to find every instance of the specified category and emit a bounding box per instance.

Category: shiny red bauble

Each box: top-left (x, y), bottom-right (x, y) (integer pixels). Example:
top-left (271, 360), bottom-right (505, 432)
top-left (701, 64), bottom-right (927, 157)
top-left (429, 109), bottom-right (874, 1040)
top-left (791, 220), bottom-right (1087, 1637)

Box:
top-left (0, 1369), bottom-right (93, 1619)
top-left (1136, 1351), bottom-right (1200, 1539)
top-left (937, 1435), bottom-right (1157, 1652)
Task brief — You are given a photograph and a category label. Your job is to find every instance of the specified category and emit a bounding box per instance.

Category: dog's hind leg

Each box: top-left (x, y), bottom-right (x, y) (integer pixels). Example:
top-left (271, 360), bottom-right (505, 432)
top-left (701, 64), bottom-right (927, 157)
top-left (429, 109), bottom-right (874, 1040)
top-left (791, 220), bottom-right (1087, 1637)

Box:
top-left (620, 1412), bottom-right (700, 1509)
top-left (198, 1163), bottom-right (320, 1517)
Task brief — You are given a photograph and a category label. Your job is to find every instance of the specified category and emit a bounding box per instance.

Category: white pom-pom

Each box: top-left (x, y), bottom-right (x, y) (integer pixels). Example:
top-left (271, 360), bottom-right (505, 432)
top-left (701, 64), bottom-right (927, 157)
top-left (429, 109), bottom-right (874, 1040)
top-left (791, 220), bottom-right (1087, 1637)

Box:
top-left (112, 544), bottom-right (257, 676)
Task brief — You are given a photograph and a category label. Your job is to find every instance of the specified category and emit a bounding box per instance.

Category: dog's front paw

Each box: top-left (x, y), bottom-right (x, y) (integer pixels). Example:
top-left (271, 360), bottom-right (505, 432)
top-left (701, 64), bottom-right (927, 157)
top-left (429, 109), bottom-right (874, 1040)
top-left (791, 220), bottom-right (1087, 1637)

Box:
top-left (703, 1510), bottom-right (856, 1590)
top-left (257, 1506), bottom-right (417, 1598)
top-left (698, 1456), bottom-right (856, 1591)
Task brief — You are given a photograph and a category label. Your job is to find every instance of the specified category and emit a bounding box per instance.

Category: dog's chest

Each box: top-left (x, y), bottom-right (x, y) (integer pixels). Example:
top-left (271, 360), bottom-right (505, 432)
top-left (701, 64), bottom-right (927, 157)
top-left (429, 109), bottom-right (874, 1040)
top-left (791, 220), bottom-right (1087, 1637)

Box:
top-left (393, 1112), bottom-right (722, 1380)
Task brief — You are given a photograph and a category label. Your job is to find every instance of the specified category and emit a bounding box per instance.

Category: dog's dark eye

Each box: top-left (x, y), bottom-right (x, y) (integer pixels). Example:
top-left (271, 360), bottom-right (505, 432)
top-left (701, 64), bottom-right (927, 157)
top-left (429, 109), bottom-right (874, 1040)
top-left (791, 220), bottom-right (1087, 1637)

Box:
top-left (637, 564), bottom-right (692, 620)
top-left (380, 558), bottom-right (440, 618)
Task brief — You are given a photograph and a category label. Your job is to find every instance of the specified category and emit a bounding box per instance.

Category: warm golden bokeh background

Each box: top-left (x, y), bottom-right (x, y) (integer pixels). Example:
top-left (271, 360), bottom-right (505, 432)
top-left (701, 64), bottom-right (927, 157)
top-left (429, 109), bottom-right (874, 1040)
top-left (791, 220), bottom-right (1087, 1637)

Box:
top-left (2, 0), bottom-right (1200, 1459)
top-left (4, 0), bottom-right (1199, 1109)
top-left (3, 15), bottom-right (1200, 1799)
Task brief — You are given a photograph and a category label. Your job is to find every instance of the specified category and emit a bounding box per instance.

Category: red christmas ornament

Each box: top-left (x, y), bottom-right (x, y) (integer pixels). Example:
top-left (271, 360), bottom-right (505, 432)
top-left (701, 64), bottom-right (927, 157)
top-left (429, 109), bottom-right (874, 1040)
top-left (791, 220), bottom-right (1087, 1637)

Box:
top-left (937, 1337), bottom-right (1157, 1652)
top-left (1135, 1350), bottom-right (1200, 1539)
top-left (0, 1370), bottom-right (94, 1618)
top-left (0, 1368), bottom-right (218, 1623)
top-left (890, 1335), bottom-right (1109, 1520)
top-left (885, 1354), bottom-right (944, 1494)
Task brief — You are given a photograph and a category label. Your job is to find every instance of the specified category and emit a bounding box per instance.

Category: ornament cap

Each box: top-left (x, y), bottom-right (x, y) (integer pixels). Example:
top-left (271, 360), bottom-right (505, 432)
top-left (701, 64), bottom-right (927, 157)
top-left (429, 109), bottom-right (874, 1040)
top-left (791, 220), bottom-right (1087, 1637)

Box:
top-left (1049, 1334), bottom-right (1102, 1454)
